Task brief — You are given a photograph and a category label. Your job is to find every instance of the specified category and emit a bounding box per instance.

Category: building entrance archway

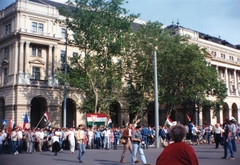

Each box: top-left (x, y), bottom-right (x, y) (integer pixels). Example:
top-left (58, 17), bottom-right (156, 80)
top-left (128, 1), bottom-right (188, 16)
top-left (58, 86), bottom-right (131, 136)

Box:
top-left (62, 98), bottom-right (76, 128)
top-left (31, 97), bottom-right (47, 128)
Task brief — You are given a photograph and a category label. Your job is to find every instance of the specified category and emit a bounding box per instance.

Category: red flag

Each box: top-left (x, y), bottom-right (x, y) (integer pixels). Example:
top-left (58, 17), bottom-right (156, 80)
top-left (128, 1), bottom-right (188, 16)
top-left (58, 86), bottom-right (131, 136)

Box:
top-left (9, 117), bottom-right (13, 130)
top-left (186, 114), bottom-right (191, 121)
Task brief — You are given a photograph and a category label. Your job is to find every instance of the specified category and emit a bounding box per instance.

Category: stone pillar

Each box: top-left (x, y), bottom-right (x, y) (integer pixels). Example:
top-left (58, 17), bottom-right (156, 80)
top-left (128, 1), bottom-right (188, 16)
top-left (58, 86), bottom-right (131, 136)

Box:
top-left (25, 42), bottom-right (30, 84)
top-left (225, 68), bottom-right (229, 95)
top-left (48, 45), bottom-right (53, 86)
top-left (234, 69), bottom-right (238, 96)
top-left (219, 109), bottom-right (223, 124)
top-left (53, 45), bottom-right (59, 86)
top-left (18, 41), bottom-right (25, 84)
top-left (13, 41), bottom-right (19, 84)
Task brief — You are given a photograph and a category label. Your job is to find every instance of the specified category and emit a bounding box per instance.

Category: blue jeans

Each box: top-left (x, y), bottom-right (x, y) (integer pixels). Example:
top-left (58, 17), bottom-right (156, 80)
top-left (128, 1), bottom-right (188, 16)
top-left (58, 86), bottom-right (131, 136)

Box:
top-left (59, 139), bottom-right (63, 149)
top-left (113, 137), bottom-right (118, 149)
top-left (131, 143), bottom-right (147, 164)
top-left (224, 139), bottom-right (234, 158)
top-left (142, 135), bottom-right (148, 149)
top-left (104, 136), bottom-right (109, 149)
top-left (78, 142), bottom-right (85, 161)
top-left (231, 136), bottom-right (237, 152)
top-left (12, 141), bottom-right (17, 153)
top-left (96, 137), bottom-right (100, 149)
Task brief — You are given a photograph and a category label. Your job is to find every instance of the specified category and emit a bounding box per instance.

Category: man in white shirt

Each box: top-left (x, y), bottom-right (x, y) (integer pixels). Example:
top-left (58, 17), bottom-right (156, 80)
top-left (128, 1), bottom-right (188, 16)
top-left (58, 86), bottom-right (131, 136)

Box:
top-left (17, 127), bottom-right (23, 153)
top-left (66, 128), bottom-right (75, 154)
top-left (104, 127), bottom-right (111, 150)
top-left (87, 127), bottom-right (94, 149)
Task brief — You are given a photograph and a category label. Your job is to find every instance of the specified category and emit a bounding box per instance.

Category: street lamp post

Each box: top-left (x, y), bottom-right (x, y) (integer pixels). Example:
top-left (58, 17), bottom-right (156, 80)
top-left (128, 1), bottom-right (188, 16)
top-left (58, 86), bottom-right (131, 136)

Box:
top-left (63, 26), bottom-right (68, 128)
top-left (154, 51), bottom-right (159, 148)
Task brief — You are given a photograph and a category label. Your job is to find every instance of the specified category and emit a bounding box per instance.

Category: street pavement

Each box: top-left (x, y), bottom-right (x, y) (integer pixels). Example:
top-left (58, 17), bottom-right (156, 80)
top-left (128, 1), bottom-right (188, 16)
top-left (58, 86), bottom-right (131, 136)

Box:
top-left (0, 141), bottom-right (239, 165)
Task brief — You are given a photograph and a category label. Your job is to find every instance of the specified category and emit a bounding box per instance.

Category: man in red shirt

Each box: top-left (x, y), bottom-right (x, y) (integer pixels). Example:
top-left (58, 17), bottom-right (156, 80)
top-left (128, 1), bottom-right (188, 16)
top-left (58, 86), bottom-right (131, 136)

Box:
top-left (156, 124), bottom-right (199, 165)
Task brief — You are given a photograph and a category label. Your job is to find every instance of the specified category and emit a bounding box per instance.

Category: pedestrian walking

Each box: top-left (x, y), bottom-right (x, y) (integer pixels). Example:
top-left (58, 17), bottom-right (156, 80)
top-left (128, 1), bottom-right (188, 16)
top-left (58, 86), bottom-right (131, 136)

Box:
top-left (51, 132), bottom-right (60, 156)
top-left (76, 125), bottom-right (86, 163)
top-left (120, 123), bottom-right (139, 163)
top-left (221, 119), bottom-right (235, 160)
top-left (131, 124), bottom-right (150, 165)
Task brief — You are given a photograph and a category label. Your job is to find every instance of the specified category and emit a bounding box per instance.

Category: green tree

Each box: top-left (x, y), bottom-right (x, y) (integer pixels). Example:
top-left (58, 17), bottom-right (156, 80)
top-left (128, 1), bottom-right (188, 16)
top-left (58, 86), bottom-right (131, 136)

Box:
top-left (123, 22), bottom-right (227, 123)
top-left (57, 0), bottom-right (138, 114)
top-left (157, 32), bottom-right (227, 117)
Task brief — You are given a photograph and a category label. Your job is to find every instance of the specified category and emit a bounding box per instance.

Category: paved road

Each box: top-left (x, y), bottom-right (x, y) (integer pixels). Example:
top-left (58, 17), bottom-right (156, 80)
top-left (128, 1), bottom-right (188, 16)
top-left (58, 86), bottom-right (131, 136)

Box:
top-left (1, 142), bottom-right (239, 165)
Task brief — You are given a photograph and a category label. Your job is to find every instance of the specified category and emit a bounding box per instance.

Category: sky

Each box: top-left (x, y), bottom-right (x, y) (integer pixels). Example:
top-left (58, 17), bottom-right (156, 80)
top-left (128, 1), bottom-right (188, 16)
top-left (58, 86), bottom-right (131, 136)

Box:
top-left (1, 0), bottom-right (239, 44)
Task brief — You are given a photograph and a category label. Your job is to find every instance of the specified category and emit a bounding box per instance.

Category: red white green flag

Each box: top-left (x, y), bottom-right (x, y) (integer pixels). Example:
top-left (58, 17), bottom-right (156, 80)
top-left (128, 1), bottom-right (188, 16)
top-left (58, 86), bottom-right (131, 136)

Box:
top-left (87, 113), bottom-right (106, 126)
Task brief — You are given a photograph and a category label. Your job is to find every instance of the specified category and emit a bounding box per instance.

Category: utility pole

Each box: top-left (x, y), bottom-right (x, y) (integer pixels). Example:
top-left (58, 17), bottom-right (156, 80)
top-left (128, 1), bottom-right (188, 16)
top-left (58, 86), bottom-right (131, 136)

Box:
top-left (63, 26), bottom-right (68, 128)
top-left (154, 51), bottom-right (159, 148)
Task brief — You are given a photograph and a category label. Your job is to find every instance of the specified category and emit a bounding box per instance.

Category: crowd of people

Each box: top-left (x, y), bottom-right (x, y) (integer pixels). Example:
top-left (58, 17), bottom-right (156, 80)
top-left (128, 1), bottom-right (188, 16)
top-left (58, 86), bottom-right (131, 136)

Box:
top-left (0, 119), bottom-right (239, 164)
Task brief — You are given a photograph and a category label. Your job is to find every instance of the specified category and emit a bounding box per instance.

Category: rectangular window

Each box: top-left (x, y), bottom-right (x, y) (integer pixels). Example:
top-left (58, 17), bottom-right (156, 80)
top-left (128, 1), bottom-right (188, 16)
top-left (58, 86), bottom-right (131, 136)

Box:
top-left (61, 50), bottom-right (66, 70)
top-left (3, 68), bottom-right (8, 83)
top-left (229, 56), bottom-right (234, 61)
top-left (37, 47), bottom-right (42, 57)
top-left (211, 51), bottom-right (217, 57)
top-left (237, 58), bottom-right (240, 62)
top-left (61, 28), bottom-right (66, 39)
top-left (4, 47), bottom-right (9, 58)
top-left (5, 24), bottom-right (11, 35)
top-left (32, 46), bottom-right (36, 56)
top-left (32, 22), bottom-right (37, 32)
top-left (38, 23), bottom-right (43, 33)
top-left (221, 53), bottom-right (226, 59)
top-left (32, 67), bottom-right (40, 80)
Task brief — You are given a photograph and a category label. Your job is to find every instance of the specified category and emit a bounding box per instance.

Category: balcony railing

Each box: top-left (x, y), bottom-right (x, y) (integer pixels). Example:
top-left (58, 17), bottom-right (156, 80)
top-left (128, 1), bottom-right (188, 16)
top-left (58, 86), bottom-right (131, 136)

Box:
top-left (30, 79), bottom-right (48, 86)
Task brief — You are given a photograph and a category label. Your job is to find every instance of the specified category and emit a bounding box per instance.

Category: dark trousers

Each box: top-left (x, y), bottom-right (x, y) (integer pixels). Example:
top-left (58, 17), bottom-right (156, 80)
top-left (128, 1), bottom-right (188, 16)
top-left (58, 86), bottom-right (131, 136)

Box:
top-left (96, 137), bottom-right (100, 149)
top-left (215, 134), bottom-right (221, 148)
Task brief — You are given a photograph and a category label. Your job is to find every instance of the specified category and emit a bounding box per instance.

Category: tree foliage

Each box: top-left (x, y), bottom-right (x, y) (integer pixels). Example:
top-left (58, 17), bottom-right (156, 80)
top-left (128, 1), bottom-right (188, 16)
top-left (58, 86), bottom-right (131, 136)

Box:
top-left (56, 1), bottom-right (226, 123)
top-left (57, 0), bottom-right (138, 114)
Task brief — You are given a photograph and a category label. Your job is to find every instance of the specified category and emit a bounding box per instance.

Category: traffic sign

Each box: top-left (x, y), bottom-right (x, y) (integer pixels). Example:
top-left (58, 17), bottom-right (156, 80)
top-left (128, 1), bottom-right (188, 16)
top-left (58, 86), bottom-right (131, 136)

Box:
top-left (2, 119), bottom-right (7, 125)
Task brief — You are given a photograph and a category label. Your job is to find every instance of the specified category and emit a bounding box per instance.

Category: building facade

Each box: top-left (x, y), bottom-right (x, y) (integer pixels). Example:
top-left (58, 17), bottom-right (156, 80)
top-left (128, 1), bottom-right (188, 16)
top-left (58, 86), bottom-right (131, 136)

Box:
top-left (156, 24), bottom-right (240, 126)
top-left (0, 0), bottom-right (239, 128)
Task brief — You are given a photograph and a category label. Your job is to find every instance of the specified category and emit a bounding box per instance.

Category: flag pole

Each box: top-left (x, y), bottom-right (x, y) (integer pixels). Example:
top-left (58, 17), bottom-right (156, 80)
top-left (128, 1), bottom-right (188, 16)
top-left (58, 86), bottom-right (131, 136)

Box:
top-left (35, 116), bottom-right (44, 129)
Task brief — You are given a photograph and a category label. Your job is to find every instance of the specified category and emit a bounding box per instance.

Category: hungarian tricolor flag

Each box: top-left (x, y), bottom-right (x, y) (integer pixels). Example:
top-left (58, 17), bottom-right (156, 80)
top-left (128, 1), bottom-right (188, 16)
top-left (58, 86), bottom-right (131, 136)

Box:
top-left (87, 113), bottom-right (106, 126)
top-left (9, 117), bottom-right (16, 131)
top-left (43, 111), bottom-right (51, 127)
top-left (106, 116), bottom-right (112, 128)
top-left (165, 116), bottom-right (177, 126)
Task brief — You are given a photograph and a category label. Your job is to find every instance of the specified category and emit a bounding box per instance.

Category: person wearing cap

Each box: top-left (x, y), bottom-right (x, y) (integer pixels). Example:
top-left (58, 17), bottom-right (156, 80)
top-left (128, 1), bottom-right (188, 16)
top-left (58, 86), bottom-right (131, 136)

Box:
top-left (230, 119), bottom-right (237, 152)
top-left (156, 124), bottom-right (199, 165)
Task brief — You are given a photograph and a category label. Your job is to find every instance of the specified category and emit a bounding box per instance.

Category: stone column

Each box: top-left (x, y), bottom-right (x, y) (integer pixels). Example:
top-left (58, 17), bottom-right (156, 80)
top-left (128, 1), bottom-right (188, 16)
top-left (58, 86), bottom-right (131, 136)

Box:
top-left (13, 41), bottom-right (19, 84)
top-left (18, 41), bottom-right (25, 84)
top-left (234, 69), bottom-right (238, 96)
top-left (48, 45), bottom-right (53, 86)
top-left (25, 42), bottom-right (30, 84)
top-left (219, 109), bottom-right (223, 124)
top-left (53, 45), bottom-right (58, 86)
top-left (225, 68), bottom-right (229, 95)
top-left (210, 109), bottom-right (217, 125)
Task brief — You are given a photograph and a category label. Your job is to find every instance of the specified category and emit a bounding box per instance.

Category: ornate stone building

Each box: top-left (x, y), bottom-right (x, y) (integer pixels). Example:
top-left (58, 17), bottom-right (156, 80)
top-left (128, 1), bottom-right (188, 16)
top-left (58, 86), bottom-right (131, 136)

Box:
top-left (155, 24), bottom-right (240, 126)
